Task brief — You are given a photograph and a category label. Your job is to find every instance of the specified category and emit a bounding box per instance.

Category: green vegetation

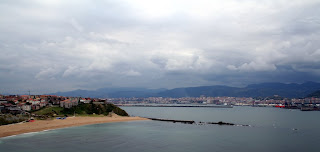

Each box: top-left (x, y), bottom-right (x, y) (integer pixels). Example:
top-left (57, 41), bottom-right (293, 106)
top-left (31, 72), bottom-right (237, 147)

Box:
top-left (32, 103), bottom-right (128, 117)
top-left (32, 106), bottom-right (64, 116)
top-left (62, 103), bottom-right (128, 116)
top-left (0, 114), bottom-right (29, 126)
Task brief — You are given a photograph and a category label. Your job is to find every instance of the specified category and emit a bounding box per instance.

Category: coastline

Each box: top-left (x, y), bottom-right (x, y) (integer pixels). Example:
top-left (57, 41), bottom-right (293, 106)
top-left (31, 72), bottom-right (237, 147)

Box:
top-left (0, 116), bottom-right (148, 138)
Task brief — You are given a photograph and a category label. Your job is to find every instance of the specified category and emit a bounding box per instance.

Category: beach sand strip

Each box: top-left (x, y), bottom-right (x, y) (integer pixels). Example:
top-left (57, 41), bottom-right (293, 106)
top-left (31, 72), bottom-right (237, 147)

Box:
top-left (0, 116), bottom-right (148, 138)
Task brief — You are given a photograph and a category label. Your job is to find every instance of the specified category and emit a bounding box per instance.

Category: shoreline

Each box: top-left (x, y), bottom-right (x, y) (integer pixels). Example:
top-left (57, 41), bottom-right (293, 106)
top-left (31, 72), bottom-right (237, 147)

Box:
top-left (0, 116), bottom-right (148, 138)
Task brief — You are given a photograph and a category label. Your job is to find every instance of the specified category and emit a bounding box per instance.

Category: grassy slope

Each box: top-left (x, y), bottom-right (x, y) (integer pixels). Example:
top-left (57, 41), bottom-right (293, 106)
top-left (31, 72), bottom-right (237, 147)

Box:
top-left (32, 107), bottom-right (64, 115)
top-left (32, 103), bottom-right (128, 117)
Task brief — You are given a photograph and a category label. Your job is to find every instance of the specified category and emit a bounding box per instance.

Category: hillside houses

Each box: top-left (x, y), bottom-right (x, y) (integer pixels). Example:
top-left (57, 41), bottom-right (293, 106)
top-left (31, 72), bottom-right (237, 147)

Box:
top-left (60, 98), bottom-right (79, 108)
top-left (0, 99), bottom-right (7, 104)
top-left (19, 104), bottom-right (31, 111)
top-left (0, 94), bottom-right (109, 114)
top-left (80, 98), bottom-right (92, 103)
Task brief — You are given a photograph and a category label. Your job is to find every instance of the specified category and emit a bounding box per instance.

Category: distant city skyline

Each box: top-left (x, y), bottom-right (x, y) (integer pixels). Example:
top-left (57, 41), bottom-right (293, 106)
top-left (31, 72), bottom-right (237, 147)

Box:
top-left (1, 0), bottom-right (320, 94)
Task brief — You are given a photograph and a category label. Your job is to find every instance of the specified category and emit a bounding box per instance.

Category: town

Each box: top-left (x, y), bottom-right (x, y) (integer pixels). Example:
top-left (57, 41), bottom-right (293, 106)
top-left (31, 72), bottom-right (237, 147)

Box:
top-left (0, 94), bottom-right (108, 115)
top-left (1, 94), bottom-right (320, 114)
top-left (109, 95), bottom-right (320, 111)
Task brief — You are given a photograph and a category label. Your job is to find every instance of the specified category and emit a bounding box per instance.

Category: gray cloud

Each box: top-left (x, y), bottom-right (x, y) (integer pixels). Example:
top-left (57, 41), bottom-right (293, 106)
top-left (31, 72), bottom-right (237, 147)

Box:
top-left (1, 0), bottom-right (320, 94)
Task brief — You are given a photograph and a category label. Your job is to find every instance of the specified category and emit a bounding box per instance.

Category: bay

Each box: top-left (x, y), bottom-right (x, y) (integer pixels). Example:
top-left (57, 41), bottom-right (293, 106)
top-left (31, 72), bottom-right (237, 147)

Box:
top-left (1, 106), bottom-right (319, 152)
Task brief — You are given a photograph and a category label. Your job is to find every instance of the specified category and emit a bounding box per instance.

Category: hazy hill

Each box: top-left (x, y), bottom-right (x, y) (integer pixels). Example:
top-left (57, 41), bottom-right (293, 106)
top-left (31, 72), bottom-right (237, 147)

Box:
top-left (159, 82), bottom-right (320, 98)
top-left (51, 82), bottom-right (320, 98)
top-left (306, 90), bottom-right (320, 98)
top-left (52, 88), bottom-right (166, 98)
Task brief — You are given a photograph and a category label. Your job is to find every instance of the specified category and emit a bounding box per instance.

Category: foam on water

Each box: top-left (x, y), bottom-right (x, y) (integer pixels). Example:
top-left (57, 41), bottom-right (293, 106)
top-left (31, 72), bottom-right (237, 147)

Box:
top-left (1, 129), bottom-right (54, 140)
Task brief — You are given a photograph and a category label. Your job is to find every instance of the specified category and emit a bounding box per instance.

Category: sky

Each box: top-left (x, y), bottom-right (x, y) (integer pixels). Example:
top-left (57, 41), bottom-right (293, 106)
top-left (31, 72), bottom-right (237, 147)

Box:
top-left (1, 0), bottom-right (320, 94)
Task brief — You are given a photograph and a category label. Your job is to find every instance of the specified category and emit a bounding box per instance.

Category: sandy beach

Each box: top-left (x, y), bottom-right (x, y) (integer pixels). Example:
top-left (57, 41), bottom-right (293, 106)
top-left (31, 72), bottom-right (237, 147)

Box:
top-left (0, 116), bottom-right (148, 138)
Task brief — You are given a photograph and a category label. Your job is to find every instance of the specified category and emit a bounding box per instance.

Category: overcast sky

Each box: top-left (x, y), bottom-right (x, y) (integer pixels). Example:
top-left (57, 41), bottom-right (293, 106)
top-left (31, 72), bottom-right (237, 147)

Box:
top-left (1, 0), bottom-right (320, 94)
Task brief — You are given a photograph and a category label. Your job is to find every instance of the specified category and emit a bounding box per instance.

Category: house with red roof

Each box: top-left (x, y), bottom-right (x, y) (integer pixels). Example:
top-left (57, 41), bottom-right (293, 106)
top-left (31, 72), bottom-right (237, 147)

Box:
top-left (60, 97), bottom-right (79, 108)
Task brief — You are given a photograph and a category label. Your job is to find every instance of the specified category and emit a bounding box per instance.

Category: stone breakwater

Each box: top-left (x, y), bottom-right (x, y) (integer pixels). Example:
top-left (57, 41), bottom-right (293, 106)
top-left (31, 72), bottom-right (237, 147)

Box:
top-left (146, 117), bottom-right (250, 126)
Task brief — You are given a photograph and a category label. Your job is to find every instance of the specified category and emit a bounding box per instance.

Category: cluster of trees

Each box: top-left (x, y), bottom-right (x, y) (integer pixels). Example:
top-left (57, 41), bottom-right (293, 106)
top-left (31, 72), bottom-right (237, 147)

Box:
top-left (62, 103), bottom-right (128, 116)
top-left (0, 114), bottom-right (28, 126)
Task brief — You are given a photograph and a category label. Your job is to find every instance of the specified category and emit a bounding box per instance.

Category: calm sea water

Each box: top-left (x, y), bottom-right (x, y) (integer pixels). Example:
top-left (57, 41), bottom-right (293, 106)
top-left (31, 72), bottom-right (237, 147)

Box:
top-left (1, 106), bottom-right (320, 152)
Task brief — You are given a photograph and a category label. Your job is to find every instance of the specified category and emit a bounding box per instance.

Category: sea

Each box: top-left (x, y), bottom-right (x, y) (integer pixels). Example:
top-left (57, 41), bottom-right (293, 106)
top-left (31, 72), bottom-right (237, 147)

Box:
top-left (1, 106), bottom-right (320, 152)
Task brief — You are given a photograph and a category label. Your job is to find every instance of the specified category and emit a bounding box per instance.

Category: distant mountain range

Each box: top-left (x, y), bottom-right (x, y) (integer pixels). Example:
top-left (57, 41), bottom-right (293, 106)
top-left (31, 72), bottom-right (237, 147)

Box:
top-left (306, 90), bottom-right (320, 98)
top-left (51, 88), bottom-right (167, 98)
top-left (50, 82), bottom-right (320, 98)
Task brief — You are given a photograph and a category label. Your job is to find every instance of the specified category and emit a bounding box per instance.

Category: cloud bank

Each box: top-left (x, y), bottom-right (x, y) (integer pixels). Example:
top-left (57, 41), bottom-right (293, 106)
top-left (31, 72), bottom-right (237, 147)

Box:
top-left (1, 0), bottom-right (320, 94)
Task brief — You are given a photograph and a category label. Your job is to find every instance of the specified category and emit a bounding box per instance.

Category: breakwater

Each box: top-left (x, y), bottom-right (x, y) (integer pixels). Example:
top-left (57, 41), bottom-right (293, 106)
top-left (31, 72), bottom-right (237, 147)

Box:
top-left (148, 118), bottom-right (195, 124)
top-left (146, 117), bottom-right (249, 126)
